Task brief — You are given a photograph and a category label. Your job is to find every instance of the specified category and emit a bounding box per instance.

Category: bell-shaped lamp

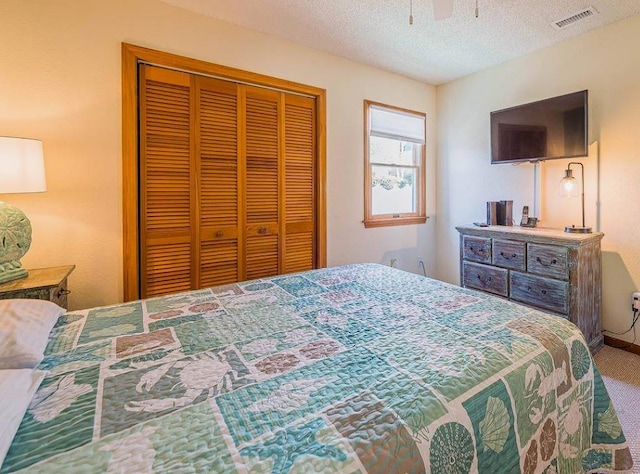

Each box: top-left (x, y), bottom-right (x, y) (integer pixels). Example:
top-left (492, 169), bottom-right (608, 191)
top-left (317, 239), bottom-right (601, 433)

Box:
top-left (560, 168), bottom-right (579, 197)
top-left (559, 162), bottom-right (591, 233)
top-left (0, 137), bottom-right (46, 283)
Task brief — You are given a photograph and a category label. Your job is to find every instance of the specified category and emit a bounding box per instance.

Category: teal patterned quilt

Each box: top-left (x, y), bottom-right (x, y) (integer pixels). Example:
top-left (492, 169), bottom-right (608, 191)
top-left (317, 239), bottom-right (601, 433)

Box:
top-left (2, 264), bottom-right (633, 473)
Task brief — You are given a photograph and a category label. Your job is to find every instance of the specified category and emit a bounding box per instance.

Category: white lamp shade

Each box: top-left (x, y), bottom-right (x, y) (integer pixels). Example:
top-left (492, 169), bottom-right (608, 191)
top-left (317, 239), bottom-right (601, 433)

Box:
top-left (0, 137), bottom-right (46, 194)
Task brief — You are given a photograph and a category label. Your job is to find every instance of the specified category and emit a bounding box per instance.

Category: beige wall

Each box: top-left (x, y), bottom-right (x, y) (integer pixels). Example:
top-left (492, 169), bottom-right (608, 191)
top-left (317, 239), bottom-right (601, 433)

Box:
top-left (0, 0), bottom-right (437, 310)
top-left (436, 14), bottom-right (640, 342)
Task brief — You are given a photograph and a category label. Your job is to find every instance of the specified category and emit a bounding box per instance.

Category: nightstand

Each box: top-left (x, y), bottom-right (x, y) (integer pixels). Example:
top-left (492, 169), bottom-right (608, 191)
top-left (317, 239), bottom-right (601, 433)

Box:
top-left (0, 265), bottom-right (75, 310)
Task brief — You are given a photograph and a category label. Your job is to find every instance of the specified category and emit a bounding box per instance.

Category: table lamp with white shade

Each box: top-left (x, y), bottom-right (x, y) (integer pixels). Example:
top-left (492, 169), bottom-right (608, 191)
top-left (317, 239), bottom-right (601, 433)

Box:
top-left (0, 137), bottom-right (47, 284)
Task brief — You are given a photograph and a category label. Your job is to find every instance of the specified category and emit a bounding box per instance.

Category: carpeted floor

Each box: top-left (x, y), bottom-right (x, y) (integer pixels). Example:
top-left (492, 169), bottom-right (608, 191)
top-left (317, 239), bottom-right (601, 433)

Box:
top-left (595, 345), bottom-right (640, 473)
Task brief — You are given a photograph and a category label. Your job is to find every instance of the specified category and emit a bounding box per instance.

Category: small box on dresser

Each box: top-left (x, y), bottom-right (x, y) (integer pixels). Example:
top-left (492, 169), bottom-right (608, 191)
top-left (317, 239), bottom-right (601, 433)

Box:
top-left (0, 266), bottom-right (75, 310)
top-left (456, 226), bottom-right (603, 354)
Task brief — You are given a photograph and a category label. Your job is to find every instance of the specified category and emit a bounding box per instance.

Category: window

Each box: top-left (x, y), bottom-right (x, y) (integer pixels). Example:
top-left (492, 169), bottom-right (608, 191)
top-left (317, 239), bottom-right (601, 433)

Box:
top-left (364, 100), bottom-right (426, 228)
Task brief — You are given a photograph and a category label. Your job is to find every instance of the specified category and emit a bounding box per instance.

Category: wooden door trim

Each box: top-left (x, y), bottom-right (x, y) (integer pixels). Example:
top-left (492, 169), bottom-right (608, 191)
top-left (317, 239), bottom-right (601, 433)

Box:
top-left (277, 93), bottom-right (286, 275)
top-left (122, 43), bottom-right (327, 301)
top-left (316, 91), bottom-right (327, 268)
top-left (191, 75), bottom-right (201, 290)
top-left (122, 44), bottom-right (138, 302)
top-left (237, 86), bottom-right (247, 282)
top-left (123, 44), bottom-right (325, 96)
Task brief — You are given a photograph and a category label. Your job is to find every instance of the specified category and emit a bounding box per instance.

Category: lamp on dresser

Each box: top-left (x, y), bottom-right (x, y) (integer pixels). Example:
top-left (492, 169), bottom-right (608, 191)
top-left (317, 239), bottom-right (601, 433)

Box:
top-left (0, 137), bottom-right (47, 284)
top-left (560, 162), bottom-right (592, 234)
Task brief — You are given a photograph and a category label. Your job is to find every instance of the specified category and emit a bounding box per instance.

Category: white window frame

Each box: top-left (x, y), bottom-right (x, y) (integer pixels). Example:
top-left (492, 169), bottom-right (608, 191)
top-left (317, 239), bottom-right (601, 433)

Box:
top-left (364, 100), bottom-right (427, 228)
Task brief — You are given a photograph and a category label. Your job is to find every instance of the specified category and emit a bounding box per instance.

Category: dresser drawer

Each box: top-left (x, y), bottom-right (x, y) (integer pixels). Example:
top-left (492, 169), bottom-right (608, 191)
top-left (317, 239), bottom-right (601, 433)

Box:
top-left (492, 239), bottom-right (526, 271)
top-left (463, 236), bottom-right (492, 264)
top-left (527, 244), bottom-right (568, 280)
top-left (463, 262), bottom-right (508, 297)
top-left (510, 272), bottom-right (568, 314)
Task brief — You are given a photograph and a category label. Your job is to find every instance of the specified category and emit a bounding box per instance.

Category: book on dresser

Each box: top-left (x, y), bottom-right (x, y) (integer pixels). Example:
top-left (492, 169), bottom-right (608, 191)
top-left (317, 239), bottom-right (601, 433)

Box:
top-left (456, 225), bottom-right (603, 354)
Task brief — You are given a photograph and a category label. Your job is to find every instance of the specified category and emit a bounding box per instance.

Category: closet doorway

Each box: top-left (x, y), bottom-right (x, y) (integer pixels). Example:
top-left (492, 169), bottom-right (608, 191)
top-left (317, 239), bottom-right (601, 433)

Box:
top-left (122, 44), bottom-right (326, 301)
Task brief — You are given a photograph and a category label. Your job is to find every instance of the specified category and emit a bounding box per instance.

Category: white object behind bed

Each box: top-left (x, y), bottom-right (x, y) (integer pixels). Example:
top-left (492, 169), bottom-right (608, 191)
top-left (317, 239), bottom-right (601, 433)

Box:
top-left (0, 299), bottom-right (64, 369)
top-left (0, 369), bottom-right (46, 467)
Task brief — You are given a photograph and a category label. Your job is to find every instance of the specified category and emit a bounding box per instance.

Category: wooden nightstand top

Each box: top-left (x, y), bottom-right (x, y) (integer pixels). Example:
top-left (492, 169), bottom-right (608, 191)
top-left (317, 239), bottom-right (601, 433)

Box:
top-left (0, 265), bottom-right (75, 294)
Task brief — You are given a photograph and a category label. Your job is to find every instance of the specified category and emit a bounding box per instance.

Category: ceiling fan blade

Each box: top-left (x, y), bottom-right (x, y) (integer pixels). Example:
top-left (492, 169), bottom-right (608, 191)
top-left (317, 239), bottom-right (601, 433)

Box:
top-left (433, 0), bottom-right (454, 20)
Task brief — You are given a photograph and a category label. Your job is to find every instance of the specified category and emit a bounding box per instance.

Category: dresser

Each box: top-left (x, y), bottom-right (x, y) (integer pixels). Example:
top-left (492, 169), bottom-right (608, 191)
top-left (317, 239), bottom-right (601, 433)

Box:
top-left (0, 265), bottom-right (75, 310)
top-left (456, 226), bottom-right (603, 353)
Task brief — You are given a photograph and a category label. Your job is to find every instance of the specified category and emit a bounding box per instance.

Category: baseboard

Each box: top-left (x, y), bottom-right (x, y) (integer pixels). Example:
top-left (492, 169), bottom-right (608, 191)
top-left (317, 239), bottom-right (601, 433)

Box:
top-left (603, 335), bottom-right (640, 356)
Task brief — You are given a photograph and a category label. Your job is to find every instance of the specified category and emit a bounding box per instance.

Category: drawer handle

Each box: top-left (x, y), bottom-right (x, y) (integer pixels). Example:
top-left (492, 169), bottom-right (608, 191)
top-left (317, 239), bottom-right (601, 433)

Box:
top-left (477, 275), bottom-right (492, 284)
top-left (57, 289), bottom-right (71, 298)
top-left (215, 231), bottom-right (225, 238)
top-left (469, 246), bottom-right (486, 255)
top-left (500, 252), bottom-right (517, 260)
top-left (257, 227), bottom-right (268, 235)
top-left (527, 286), bottom-right (547, 295)
top-left (536, 257), bottom-right (557, 267)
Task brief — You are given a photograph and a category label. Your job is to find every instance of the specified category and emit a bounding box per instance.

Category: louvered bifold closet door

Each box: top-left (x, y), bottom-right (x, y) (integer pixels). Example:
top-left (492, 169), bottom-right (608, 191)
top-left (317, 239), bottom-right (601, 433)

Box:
top-left (243, 86), bottom-right (281, 280)
top-left (283, 95), bottom-right (316, 273)
top-left (138, 64), bottom-right (320, 298)
top-left (195, 77), bottom-right (243, 287)
top-left (140, 65), bottom-right (195, 297)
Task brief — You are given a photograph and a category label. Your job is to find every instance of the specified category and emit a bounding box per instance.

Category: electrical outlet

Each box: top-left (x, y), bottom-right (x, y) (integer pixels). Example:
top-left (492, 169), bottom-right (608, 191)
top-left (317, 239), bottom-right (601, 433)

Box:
top-left (390, 258), bottom-right (397, 268)
top-left (633, 291), bottom-right (640, 310)
top-left (417, 256), bottom-right (424, 268)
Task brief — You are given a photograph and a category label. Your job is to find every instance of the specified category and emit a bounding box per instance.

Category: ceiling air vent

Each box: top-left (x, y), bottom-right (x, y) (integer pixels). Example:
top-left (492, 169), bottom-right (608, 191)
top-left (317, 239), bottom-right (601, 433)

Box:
top-left (551, 7), bottom-right (598, 30)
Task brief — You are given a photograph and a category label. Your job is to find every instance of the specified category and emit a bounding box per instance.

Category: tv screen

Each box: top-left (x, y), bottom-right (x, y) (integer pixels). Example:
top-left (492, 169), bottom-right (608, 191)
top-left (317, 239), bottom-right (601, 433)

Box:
top-left (490, 90), bottom-right (588, 164)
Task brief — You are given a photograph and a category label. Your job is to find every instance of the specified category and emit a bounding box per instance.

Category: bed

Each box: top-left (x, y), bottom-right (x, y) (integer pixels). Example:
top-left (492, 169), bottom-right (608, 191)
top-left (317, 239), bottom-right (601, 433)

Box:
top-left (1, 264), bottom-right (633, 473)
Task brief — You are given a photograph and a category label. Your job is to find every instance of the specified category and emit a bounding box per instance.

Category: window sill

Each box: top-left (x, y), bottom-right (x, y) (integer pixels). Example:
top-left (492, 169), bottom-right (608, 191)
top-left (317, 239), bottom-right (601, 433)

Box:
top-left (363, 216), bottom-right (428, 228)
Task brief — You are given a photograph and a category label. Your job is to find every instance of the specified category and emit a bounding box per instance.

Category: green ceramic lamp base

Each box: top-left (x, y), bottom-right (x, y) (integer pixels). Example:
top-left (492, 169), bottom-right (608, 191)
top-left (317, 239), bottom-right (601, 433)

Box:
top-left (0, 200), bottom-right (33, 284)
top-left (0, 265), bottom-right (28, 284)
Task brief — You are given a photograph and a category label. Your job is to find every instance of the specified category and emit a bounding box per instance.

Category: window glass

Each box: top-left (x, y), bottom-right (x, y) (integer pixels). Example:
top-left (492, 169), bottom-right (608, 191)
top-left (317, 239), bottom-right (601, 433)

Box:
top-left (371, 165), bottom-right (416, 215)
top-left (369, 136), bottom-right (417, 166)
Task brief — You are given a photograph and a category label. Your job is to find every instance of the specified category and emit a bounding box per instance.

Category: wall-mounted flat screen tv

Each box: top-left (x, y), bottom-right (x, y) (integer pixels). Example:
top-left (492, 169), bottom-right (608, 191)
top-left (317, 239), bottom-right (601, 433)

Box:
top-left (490, 90), bottom-right (588, 164)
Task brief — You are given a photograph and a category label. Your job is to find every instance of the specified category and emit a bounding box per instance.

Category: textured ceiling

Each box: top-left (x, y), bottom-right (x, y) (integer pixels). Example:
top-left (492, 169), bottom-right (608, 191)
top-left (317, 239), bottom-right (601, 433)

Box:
top-left (158, 0), bottom-right (640, 85)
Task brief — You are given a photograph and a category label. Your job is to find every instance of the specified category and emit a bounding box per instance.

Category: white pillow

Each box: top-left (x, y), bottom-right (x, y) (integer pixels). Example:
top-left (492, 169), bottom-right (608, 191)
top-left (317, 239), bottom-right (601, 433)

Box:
top-left (0, 369), bottom-right (46, 468)
top-left (0, 299), bottom-right (65, 369)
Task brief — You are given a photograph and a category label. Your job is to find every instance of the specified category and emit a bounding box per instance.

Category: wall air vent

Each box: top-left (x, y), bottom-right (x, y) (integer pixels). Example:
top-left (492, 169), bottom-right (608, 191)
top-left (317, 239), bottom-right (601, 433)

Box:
top-left (552, 7), bottom-right (598, 30)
